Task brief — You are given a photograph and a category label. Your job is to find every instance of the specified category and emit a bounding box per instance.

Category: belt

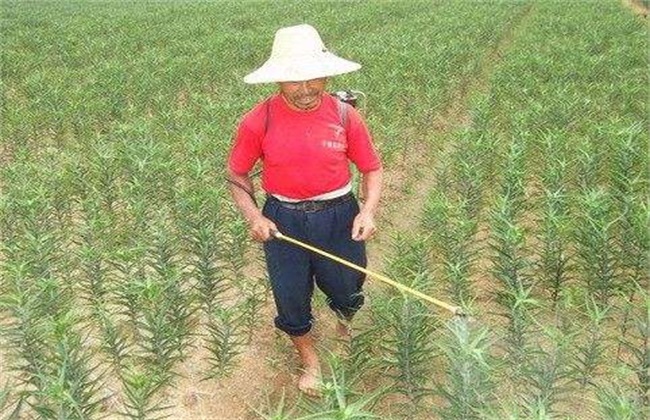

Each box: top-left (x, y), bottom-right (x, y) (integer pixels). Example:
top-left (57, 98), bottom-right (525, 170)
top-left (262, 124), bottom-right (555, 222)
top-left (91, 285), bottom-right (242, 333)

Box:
top-left (268, 192), bottom-right (354, 213)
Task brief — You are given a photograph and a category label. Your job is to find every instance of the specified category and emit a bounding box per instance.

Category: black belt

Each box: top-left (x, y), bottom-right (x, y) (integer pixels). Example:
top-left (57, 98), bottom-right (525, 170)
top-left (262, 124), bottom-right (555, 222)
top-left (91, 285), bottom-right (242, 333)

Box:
top-left (268, 192), bottom-right (354, 212)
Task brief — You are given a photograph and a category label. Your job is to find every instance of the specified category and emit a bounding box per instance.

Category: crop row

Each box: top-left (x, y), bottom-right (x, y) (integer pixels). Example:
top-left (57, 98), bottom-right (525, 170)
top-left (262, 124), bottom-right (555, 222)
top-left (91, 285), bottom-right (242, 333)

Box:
top-left (1, 1), bottom-right (647, 419)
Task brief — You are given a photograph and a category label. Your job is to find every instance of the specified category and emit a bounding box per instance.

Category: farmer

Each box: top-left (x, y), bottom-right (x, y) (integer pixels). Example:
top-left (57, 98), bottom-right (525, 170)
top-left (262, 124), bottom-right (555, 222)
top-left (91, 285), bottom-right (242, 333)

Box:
top-left (226, 24), bottom-right (382, 395)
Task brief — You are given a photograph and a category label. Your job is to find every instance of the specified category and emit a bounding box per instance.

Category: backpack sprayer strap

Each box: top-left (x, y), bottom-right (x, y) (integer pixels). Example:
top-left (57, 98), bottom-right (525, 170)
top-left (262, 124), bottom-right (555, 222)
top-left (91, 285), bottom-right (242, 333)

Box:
top-left (227, 90), bottom-right (362, 207)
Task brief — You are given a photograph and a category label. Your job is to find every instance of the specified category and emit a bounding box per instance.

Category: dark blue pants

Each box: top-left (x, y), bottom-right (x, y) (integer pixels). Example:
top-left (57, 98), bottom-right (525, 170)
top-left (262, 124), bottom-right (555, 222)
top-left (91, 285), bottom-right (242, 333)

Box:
top-left (262, 196), bottom-right (366, 336)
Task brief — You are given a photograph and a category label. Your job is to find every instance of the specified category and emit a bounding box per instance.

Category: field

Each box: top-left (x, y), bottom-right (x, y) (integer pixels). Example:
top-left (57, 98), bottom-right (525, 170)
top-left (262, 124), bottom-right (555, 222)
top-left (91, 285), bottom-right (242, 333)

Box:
top-left (1, 0), bottom-right (648, 419)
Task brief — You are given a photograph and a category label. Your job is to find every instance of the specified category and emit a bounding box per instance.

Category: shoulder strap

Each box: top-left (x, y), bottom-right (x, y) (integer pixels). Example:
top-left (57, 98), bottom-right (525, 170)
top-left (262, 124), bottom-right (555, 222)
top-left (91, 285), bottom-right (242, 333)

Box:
top-left (264, 97), bottom-right (272, 136)
top-left (336, 98), bottom-right (349, 129)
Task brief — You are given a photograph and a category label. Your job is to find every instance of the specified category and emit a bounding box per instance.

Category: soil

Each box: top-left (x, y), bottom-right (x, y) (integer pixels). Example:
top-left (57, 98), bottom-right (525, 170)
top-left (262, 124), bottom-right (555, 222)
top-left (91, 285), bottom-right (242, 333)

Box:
top-left (165, 314), bottom-right (287, 420)
top-left (3, 2), bottom-right (642, 419)
top-left (623, 0), bottom-right (649, 16)
top-left (1, 1), bottom-right (491, 415)
top-left (0, 6), bottom-right (528, 417)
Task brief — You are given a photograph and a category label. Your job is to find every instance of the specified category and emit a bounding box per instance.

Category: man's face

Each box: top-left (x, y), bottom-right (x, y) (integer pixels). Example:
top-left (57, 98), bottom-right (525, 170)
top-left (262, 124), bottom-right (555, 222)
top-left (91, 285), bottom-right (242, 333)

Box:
top-left (279, 78), bottom-right (328, 111)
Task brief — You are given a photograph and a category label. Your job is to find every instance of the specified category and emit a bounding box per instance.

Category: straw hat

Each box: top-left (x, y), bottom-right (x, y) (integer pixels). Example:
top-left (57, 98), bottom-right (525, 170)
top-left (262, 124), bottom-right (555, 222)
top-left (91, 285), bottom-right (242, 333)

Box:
top-left (244, 24), bottom-right (361, 84)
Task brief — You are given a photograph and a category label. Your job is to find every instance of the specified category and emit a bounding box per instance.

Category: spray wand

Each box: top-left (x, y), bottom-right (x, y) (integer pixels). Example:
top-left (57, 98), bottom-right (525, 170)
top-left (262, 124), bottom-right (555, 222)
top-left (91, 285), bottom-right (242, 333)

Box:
top-left (272, 230), bottom-right (465, 317)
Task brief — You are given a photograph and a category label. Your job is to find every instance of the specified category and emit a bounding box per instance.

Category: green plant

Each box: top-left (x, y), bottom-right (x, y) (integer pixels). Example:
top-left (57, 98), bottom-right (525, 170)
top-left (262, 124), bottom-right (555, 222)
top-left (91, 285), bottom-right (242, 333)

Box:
top-left (0, 384), bottom-right (8, 411)
top-left (574, 188), bottom-right (621, 306)
top-left (489, 191), bottom-right (533, 309)
top-left (371, 235), bottom-right (440, 406)
top-left (29, 319), bottom-right (104, 419)
top-left (434, 317), bottom-right (496, 420)
top-left (423, 192), bottom-right (479, 305)
top-left (518, 323), bottom-right (575, 417)
top-left (535, 134), bottom-right (572, 304)
top-left (301, 353), bottom-right (384, 420)
top-left (596, 378), bottom-right (643, 420)
top-left (571, 298), bottom-right (610, 388)
top-left (376, 293), bottom-right (437, 403)
top-left (252, 389), bottom-right (299, 420)
top-left (120, 365), bottom-right (171, 420)
top-left (617, 285), bottom-right (650, 408)
top-left (204, 303), bottom-right (249, 380)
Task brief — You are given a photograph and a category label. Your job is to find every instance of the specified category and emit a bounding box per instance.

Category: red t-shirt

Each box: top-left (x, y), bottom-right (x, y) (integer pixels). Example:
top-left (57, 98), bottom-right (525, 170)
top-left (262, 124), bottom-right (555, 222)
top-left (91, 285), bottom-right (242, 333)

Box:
top-left (228, 93), bottom-right (381, 200)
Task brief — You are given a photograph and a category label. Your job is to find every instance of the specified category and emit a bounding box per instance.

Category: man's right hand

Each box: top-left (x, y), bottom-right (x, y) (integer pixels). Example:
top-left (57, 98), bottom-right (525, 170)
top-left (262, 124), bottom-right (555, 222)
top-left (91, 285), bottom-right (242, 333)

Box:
top-left (249, 215), bottom-right (278, 242)
top-left (226, 169), bottom-right (278, 242)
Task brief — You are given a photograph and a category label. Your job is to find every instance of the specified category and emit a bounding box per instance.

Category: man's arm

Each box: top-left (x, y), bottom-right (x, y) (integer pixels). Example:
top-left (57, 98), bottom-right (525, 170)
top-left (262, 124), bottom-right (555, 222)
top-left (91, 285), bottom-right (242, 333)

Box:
top-left (351, 167), bottom-right (382, 241)
top-left (227, 168), bottom-right (277, 242)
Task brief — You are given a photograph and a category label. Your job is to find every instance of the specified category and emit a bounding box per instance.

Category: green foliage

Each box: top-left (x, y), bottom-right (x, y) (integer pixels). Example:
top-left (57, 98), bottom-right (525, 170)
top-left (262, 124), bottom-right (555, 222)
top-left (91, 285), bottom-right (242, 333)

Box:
top-left (204, 304), bottom-right (249, 380)
top-left (596, 378), bottom-right (644, 420)
top-left (1, 0), bottom-right (648, 418)
top-left (253, 390), bottom-right (299, 420)
top-left (434, 317), bottom-right (496, 420)
top-left (120, 365), bottom-right (171, 420)
top-left (256, 354), bottom-right (383, 420)
top-left (535, 132), bottom-right (572, 304)
top-left (617, 286), bottom-right (650, 408)
top-left (518, 324), bottom-right (576, 416)
top-left (0, 384), bottom-right (9, 413)
top-left (424, 191), bottom-right (479, 306)
top-left (489, 192), bottom-right (534, 307)
top-left (375, 292), bottom-right (438, 402)
top-left (571, 298), bottom-right (611, 388)
top-left (574, 188), bottom-right (621, 306)
top-left (300, 354), bottom-right (384, 420)
top-left (370, 235), bottom-right (440, 406)
top-left (28, 324), bottom-right (104, 419)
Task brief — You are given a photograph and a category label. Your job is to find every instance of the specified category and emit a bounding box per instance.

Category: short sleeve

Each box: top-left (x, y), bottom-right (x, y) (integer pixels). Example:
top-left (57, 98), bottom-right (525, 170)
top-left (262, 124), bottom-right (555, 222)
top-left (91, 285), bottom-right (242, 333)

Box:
top-left (345, 106), bottom-right (382, 173)
top-left (227, 103), bottom-right (267, 174)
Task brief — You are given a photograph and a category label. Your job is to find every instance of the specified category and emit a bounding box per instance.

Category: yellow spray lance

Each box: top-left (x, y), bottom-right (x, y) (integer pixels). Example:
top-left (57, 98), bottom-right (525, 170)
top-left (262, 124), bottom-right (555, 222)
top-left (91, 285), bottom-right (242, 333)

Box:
top-left (272, 231), bottom-right (465, 317)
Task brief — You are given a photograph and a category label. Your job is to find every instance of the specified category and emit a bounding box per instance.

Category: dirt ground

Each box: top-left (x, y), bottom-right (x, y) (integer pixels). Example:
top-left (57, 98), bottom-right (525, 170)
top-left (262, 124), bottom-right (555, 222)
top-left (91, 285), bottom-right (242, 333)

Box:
top-left (623, 0), bottom-right (649, 16)
top-left (166, 305), bottom-right (288, 420)
top-left (161, 284), bottom-right (380, 419)
top-left (2, 2), bottom-right (644, 419)
top-left (157, 4), bottom-right (533, 419)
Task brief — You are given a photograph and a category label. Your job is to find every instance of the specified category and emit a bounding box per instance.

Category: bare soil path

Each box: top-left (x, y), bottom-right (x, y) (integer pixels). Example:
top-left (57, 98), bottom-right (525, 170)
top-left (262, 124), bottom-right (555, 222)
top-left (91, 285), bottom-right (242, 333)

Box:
top-left (1, 5), bottom-right (538, 420)
top-left (623, 0), bottom-right (649, 17)
top-left (160, 5), bottom-right (538, 420)
top-left (168, 6), bottom-right (536, 420)
top-left (380, 4), bottom-right (534, 236)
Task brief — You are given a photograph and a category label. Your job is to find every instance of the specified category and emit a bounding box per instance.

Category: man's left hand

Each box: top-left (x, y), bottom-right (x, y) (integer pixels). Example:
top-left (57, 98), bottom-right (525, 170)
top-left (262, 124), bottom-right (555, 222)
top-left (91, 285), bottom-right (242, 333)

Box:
top-left (352, 211), bottom-right (377, 241)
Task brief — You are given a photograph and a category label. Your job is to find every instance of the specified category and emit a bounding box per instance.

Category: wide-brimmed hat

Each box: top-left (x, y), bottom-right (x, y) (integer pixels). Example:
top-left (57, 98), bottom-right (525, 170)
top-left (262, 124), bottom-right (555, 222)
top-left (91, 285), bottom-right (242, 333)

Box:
top-left (243, 24), bottom-right (361, 84)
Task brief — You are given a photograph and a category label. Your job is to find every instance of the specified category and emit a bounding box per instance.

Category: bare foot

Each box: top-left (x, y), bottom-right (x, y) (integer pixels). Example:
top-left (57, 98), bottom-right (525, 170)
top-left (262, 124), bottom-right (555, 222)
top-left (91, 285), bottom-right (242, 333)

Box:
top-left (336, 320), bottom-right (352, 339)
top-left (298, 366), bottom-right (321, 397)
top-left (289, 333), bottom-right (321, 396)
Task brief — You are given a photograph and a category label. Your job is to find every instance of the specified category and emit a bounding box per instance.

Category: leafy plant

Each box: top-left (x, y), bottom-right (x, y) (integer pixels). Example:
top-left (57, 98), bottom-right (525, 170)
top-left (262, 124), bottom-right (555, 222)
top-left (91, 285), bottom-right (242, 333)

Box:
top-left (434, 317), bottom-right (496, 420)
top-left (204, 303), bottom-right (249, 380)
top-left (596, 378), bottom-right (643, 420)
top-left (300, 353), bottom-right (384, 420)
top-left (518, 323), bottom-right (575, 417)
top-left (120, 365), bottom-right (171, 420)
top-left (574, 188), bottom-right (621, 306)
top-left (617, 285), bottom-right (650, 408)
top-left (571, 298), bottom-right (610, 388)
top-left (371, 235), bottom-right (440, 406)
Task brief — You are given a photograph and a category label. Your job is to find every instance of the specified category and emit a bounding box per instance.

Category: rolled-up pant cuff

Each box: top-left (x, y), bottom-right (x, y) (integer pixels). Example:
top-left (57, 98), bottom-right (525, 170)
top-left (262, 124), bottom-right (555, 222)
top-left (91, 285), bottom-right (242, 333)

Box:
top-left (331, 306), bottom-right (360, 322)
top-left (275, 318), bottom-right (313, 337)
top-left (330, 294), bottom-right (365, 321)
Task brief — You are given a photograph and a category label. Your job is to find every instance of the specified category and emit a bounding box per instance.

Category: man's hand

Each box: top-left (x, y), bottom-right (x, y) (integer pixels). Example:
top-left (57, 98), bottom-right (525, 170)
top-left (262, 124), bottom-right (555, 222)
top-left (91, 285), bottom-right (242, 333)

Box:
top-left (226, 169), bottom-right (278, 242)
top-left (351, 211), bottom-right (377, 241)
top-left (352, 168), bottom-right (382, 242)
top-left (249, 215), bottom-right (278, 242)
